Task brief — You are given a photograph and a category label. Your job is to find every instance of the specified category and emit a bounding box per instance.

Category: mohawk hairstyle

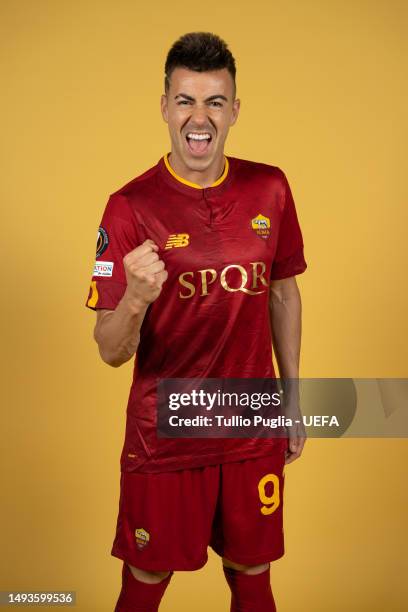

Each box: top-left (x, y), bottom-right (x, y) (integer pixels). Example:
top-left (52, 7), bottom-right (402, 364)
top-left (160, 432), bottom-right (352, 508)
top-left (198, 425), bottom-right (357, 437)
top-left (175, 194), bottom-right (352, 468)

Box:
top-left (164, 32), bottom-right (236, 96)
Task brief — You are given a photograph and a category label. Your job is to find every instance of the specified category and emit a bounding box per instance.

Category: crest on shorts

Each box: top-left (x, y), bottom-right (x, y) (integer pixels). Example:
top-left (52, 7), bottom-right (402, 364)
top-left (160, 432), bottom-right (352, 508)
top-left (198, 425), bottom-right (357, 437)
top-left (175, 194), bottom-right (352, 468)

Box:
top-left (135, 528), bottom-right (150, 550)
top-left (251, 214), bottom-right (270, 239)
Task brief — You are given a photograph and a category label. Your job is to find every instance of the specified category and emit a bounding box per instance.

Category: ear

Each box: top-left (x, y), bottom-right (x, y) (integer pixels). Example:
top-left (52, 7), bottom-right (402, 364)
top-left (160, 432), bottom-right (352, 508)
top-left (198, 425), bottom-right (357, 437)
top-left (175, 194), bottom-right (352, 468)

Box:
top-left (161, 94), bottom-right (169, 123)
top-left (230, 98), bottom-right (240, 126)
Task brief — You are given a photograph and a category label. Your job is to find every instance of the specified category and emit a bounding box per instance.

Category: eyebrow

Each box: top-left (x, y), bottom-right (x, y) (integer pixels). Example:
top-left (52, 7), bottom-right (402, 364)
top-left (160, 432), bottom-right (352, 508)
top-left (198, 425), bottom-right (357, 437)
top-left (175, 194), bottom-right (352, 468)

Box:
top-left (174, 93), bottom-right (228, 102)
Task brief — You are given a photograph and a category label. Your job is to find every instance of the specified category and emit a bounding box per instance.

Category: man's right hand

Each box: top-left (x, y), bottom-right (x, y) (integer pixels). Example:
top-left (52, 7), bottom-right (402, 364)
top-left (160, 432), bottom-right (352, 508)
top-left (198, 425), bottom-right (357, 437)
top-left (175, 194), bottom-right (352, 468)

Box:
top-left (94, 239), bottom-right (167, 367)
top-left (123, 239), bottom-right (168, 305)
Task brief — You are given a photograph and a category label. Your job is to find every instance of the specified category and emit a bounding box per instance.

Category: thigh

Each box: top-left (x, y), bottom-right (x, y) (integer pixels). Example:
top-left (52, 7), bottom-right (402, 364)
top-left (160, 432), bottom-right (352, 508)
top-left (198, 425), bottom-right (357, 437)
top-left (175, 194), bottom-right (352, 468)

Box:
top-left (210, 449), bottom-right (287, 565)
top-left (111, 465), bottom-right (220, 571)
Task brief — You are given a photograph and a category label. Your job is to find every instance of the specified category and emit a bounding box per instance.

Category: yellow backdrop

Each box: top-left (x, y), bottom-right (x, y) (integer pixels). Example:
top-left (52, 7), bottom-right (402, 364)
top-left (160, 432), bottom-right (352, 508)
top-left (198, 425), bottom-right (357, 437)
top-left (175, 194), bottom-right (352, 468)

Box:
top-left (1, 0), bottom-right (407, 610)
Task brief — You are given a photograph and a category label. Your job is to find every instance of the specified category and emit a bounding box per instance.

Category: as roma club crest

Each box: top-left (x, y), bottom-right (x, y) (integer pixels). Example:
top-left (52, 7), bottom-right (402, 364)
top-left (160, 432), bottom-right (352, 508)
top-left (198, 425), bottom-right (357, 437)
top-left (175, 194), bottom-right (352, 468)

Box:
top-left (251, 214), bottom-right (271, 239)
top-left (135, 528), bottom-right (150, 550)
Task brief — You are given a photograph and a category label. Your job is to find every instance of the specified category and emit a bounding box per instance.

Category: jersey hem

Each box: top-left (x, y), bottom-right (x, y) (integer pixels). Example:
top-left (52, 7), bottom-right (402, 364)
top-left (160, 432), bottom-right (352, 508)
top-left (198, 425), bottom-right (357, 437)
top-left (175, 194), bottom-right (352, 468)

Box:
top-left (121, 439), bottom-right (288, 473)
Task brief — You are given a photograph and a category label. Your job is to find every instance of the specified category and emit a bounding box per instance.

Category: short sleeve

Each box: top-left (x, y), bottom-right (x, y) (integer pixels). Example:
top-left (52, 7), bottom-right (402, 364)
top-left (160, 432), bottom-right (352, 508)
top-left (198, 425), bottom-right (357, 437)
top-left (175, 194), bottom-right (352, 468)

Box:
top-left (270, 170), bottom-right (307, 280)
top-left (85, 193), bottom-right (139, 310)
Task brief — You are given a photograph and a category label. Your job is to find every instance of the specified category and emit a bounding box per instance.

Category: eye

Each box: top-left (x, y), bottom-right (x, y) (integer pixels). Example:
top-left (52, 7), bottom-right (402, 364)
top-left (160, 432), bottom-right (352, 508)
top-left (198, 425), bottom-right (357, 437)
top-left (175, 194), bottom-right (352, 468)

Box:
top-left (209, 101), bottom-right (223, 107)
top-left (177, 100), bottom-right (191, 105)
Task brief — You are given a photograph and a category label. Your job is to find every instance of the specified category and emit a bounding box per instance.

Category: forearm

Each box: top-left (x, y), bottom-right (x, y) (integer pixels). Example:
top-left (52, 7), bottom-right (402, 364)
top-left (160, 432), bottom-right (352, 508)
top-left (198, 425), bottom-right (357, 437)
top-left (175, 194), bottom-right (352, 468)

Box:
top-left (94, 292), bottom-right (149, 367)
top-left (269, 282), bottom-right (302, 400)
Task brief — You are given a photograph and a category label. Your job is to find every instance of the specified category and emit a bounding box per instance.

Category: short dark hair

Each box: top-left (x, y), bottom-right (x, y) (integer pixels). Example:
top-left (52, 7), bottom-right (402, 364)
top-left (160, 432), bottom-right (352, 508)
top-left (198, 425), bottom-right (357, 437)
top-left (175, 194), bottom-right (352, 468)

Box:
top-left (164, 32), bottom-right (236, 96)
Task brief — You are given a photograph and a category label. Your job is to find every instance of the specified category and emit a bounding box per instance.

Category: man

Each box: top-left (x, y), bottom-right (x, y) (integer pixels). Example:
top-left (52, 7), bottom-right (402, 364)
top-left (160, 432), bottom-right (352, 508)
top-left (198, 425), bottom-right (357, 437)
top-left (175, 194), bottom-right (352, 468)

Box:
top-left (86, 32), bottom-right (307, 612)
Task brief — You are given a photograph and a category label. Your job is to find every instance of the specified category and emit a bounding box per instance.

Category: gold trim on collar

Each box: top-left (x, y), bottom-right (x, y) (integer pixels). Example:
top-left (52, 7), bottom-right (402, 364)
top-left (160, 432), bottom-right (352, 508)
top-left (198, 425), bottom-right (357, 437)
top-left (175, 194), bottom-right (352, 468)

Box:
top-left (164, 153), bottom-right (229, 189)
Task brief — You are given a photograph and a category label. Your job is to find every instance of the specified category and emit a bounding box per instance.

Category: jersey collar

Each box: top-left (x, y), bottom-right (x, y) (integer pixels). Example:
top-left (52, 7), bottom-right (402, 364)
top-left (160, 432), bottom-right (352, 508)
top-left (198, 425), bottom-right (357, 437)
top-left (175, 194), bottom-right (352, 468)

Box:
top-left (158, 152), bottom-right (232, 198)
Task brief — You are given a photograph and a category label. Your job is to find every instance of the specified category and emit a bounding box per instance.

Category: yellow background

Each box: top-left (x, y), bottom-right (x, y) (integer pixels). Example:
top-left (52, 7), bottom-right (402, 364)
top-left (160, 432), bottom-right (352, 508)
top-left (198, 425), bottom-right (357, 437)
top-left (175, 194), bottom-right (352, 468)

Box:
top-left (1, 0), bottom-right (407, 610)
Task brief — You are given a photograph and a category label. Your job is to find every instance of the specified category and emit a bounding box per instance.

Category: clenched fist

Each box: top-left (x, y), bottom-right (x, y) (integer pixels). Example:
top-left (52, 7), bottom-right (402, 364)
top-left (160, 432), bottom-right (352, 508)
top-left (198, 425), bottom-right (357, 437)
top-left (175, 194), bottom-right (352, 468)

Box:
top-left (123, 239), bottom-right (168, 305)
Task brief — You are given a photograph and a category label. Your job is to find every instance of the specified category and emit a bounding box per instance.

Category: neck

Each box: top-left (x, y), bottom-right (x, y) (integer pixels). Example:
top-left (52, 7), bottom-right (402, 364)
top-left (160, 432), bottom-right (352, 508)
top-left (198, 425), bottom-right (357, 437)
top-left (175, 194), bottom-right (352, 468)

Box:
top-left (167, 151), bottom-right (226, 188)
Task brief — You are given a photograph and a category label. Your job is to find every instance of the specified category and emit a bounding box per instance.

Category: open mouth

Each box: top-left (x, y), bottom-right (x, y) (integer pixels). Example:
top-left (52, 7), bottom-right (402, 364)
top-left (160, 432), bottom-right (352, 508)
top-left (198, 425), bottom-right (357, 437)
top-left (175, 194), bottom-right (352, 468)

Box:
top-left (185, 132), bottom-right (213, 156)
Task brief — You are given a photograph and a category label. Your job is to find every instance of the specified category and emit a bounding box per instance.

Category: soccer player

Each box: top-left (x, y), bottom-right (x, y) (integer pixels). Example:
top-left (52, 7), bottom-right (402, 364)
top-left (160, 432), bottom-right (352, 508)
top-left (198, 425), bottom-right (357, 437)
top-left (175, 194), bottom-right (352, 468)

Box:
top-left (86, 32), bottom-right (307, 612)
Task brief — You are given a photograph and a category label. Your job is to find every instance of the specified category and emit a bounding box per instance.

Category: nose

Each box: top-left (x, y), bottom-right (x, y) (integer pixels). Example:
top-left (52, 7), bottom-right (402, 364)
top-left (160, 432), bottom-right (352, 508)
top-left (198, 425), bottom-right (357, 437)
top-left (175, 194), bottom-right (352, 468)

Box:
top-left (190, 104), bottom-right (208, 126)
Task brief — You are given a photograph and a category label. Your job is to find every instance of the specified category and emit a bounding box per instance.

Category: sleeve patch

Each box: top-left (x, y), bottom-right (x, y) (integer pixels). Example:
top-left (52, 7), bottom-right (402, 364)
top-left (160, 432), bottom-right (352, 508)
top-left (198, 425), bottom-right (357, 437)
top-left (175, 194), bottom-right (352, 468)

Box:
top-left (93, 261), bottom-right (114, 277)
top-left (96, 226), bottom-right (109, 257)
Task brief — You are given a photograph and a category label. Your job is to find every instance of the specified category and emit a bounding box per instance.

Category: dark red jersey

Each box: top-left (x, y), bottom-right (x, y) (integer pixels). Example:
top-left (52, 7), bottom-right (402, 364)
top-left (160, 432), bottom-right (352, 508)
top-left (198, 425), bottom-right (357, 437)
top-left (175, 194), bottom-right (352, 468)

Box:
top-left (85, 154), bottom-right (307, 473)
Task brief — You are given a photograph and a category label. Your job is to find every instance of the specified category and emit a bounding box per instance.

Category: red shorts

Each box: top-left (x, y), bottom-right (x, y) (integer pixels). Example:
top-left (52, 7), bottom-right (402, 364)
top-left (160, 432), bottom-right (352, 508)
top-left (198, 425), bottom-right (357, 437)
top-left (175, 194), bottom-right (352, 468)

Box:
top-left (111, 447), bottom-right (287, 571)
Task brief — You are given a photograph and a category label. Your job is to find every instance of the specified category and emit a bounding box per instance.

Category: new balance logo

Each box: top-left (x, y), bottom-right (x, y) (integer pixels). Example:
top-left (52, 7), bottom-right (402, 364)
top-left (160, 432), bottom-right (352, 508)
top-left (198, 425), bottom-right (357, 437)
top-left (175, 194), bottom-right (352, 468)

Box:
top-left (165, 233), bottom-right (190, 249)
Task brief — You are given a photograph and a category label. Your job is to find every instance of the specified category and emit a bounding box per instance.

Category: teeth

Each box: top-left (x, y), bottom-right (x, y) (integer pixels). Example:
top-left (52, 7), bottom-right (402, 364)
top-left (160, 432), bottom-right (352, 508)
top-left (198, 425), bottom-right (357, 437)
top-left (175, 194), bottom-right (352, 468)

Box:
top-left (187, 133), bottom-right (211, 140)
